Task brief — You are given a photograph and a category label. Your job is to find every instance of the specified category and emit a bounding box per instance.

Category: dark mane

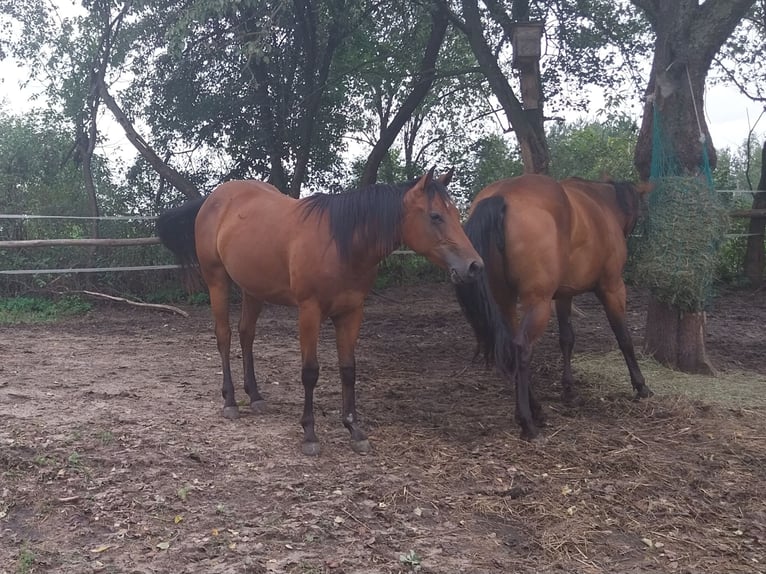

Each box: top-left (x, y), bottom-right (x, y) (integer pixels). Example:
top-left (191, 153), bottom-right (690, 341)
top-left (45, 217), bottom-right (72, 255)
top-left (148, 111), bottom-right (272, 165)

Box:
top-left (611, 180), bottom-right (642, 233)
top-left (299, 178), bottom-right (451, 262)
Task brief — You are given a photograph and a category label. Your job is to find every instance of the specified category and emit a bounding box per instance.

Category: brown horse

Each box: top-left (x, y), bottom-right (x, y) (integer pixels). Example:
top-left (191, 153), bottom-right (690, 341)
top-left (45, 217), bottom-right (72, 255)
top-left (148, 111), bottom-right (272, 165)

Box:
top-left (455, 174), bottom-right (653, 439)
top-left (157, 168), bottom-right (483, 455)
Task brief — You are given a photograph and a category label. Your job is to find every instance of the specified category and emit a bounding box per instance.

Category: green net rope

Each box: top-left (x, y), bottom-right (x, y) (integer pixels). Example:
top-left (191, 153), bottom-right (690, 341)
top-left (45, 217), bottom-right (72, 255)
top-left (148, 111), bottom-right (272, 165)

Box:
top-left (628, 104), bottom-right (728, 312)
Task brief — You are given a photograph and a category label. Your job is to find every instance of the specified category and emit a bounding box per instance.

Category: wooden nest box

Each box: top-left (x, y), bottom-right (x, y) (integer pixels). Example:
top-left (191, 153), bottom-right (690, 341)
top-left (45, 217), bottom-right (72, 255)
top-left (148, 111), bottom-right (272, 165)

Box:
top-left (510, 21), bottom-right (544, 69)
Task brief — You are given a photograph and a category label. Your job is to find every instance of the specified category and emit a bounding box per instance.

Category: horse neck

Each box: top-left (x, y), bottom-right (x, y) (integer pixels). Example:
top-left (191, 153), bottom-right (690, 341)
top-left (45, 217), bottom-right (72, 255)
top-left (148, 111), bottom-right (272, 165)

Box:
top-left (330, 187), bottom-right (407, 268)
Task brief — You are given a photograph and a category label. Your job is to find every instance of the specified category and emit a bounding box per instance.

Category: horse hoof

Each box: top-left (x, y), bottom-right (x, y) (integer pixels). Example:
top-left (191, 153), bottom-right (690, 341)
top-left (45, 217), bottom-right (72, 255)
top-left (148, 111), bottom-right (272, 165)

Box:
top-left (635, 385), bottom-right (654, 400)
top-left (302, 442), bottom-right (321, 456)
top-left (222, 406), bottom-right (240, 420)
top-left (561, 390), bottom-right (583, 406)
top-left (520, 426), bottom-right (540, 442)
top-left (351, 439), bottom-right (371, 454)
top-left (250, 400), bottom-right (267, 414)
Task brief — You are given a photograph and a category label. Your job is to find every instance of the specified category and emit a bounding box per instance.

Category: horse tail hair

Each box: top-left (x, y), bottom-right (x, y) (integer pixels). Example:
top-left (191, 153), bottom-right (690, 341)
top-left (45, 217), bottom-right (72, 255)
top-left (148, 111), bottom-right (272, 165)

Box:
top-left (156, 196), bottom-right (207, 288)
top-left (454, 195), bottom-right (518, 378)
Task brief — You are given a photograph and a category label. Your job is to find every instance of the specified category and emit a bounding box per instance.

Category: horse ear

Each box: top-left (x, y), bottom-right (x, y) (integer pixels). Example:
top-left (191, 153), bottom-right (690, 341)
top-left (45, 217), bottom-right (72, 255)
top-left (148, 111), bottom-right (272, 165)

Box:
top-left (636, 181), bottom-right (654, 196)
top-left (410, 168), bottom-right (435, 196)
top-left (437, 167), bottom-right (455, 186)
top-left (426, 165), bottom-right (436, 185)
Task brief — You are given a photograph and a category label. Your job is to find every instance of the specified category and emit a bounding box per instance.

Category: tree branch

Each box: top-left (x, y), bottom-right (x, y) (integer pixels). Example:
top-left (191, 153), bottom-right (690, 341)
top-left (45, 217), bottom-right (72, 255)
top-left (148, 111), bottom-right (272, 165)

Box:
top-left (98, 78), bottom-right (200, 199)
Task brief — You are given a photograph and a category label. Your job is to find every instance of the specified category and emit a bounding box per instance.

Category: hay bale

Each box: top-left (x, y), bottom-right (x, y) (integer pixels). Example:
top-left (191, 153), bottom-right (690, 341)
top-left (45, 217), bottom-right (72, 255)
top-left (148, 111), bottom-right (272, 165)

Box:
top-left (627, 176), bottom-right (728, 311)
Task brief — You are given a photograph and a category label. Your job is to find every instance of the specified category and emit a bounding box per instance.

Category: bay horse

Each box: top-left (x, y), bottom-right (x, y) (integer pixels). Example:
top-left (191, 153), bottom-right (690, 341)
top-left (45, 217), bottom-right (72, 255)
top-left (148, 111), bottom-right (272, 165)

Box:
top-left (157, 168), bottom-right (483, 455)
top-left (455, 174), bottom-right (653, 439)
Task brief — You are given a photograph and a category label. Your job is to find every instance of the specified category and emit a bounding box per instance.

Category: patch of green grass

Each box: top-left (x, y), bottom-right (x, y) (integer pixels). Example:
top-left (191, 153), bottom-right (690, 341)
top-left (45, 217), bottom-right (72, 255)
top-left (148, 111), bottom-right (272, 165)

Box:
top-left (33, 455), bottom-right (55, 466)
top-left (0, 295), bottom-right (91, 324)
top-left (16, 546), bottom-right (35, 574)
top-left (96, 430), bottom-right (114, 445)
top-left (399, 549), bottom-right (422, 571)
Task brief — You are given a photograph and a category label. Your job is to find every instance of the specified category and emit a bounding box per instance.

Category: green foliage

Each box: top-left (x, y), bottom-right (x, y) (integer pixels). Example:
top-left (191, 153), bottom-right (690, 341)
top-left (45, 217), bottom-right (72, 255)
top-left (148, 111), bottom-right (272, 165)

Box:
top-left (0, 295), bottom-right (91, 324)
top-left (375, 254), bottom-right (447, 289)
top-left (0, 110), bottom-right (86, 239)
top-left (547, 115), bottom-right (639, 180)
top-left (450, 134), bottom-right (523, 206)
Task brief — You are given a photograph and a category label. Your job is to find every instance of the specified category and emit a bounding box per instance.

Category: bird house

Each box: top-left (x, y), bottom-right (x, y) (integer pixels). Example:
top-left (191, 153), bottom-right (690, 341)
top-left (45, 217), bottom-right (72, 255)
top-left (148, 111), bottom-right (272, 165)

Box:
top-left (510, 21), bottom-right (544, 68)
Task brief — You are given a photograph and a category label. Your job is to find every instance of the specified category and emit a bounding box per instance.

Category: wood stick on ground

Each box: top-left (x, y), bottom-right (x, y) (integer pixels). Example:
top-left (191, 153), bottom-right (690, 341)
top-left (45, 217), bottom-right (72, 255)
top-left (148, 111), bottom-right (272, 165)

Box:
top-left (80, 290), bottom-right (189, 317)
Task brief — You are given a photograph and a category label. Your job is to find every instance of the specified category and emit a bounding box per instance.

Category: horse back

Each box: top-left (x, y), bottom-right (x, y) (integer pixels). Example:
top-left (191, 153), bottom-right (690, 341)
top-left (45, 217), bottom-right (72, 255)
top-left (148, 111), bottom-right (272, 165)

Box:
top-left (473, 174), bottom-right (573, 297)
top-left (558, 177), bottom-right (631, 292)
top-left (194, 180), bottom-right (373, 311)
top-left (194, 180), bottom-right (306, 304)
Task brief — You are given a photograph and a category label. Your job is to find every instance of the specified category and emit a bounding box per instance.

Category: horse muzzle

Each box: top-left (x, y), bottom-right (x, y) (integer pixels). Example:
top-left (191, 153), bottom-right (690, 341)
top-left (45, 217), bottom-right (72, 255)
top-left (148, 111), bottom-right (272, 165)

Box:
top-left (449, 258), bottom-right (484, 284)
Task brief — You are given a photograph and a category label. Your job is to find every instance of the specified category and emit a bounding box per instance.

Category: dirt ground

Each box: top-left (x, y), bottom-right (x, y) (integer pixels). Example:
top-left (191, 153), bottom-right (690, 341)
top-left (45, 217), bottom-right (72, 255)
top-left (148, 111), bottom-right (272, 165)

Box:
top-left (1, 283), bottom-right (765, 574)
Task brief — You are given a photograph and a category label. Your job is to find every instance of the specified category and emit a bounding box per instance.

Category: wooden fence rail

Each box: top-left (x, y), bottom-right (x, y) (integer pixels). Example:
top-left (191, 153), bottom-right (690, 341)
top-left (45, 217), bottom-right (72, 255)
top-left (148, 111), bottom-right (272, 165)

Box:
top-left (0, 237), bottom-right (162, 248)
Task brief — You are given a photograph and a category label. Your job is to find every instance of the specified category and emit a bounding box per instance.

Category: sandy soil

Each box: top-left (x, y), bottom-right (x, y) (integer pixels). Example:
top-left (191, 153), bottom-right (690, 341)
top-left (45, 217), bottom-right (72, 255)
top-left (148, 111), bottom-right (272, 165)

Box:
top-left (1, 283), bottom-right (764, 574)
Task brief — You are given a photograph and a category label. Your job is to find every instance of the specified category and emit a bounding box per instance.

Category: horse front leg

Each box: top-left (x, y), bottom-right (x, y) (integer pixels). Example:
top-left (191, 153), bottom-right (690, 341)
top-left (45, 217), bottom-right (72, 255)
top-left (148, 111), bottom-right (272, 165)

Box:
top-left (298, 303), bottom-right (322, 456)
top-left (597, 282), bottom-right (653, 399)
top-left (332, 306), bottom-right (369, 454)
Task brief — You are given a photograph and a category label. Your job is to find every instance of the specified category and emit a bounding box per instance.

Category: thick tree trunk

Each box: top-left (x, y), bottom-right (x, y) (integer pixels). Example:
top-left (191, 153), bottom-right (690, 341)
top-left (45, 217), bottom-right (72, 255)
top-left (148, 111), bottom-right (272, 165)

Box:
top-left (632, 0), bottom-right (755, 373)
top-left (645, 299), bottom-right (715, 374)
top-left (743, 141), bottom-right (766, 285)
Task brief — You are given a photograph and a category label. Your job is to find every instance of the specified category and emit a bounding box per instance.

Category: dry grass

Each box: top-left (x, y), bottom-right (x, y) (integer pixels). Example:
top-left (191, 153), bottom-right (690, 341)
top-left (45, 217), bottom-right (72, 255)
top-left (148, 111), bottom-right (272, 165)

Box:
top-left (573, 350), bottom-right (766, 407)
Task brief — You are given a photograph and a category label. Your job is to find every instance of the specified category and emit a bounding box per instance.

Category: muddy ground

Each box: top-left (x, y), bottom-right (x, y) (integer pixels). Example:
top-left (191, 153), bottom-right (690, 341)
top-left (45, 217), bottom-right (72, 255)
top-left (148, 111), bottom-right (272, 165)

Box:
top-left (1, 283), bottom-right (765, 574)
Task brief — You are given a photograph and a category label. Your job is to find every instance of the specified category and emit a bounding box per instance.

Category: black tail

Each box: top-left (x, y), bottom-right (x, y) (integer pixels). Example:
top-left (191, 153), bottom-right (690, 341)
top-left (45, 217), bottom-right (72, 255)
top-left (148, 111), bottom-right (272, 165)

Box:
top-left (454, 195), bottom-right (518, 378)
top-left (156, 196), bottom-right (207, 286)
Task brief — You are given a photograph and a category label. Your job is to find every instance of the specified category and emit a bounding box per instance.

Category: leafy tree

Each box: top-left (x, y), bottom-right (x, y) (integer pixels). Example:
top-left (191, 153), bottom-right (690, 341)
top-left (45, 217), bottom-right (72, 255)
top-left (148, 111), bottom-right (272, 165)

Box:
top-left (0, 108), bottom-right (114, 240)
top-left (631, 0), bottom-right (756, 373)
top-left (450, 133), bottom-right (523, 205)
top-left (547, 115), bottom-right (639, 181)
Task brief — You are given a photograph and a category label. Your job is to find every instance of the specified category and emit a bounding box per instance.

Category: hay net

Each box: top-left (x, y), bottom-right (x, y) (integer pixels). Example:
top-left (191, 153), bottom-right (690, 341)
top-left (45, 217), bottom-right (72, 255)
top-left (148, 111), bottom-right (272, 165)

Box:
top-left (627, 105), bottom-right (729, 312)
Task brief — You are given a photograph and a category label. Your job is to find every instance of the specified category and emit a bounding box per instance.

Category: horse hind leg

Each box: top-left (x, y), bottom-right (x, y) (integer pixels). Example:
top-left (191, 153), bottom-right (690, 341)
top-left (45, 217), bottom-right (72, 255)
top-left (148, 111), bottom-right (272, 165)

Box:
top-left (515, 297), bottom-right (554, 439)
top-left (204, 268), bottom-right (239, 419)
top-left (555, 297), bottom-right (579, 404)
top-left (596, 284), bottom-right (653, 399)
top-left (332, 306), bottom-right (369, 454)
top-left (239, 292), bottom-right (266, 414)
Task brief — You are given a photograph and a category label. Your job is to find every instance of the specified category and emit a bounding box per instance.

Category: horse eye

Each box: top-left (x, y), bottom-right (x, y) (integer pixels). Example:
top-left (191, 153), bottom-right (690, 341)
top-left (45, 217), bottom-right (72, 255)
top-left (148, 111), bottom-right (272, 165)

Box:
top-left (430, 212), bottom-right (444, 224)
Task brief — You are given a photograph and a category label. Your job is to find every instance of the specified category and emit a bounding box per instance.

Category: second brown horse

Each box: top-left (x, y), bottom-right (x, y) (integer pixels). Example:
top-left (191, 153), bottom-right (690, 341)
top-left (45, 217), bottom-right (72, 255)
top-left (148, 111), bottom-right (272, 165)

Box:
top-left (455, 174), bottom-right (653, 439)
top-left (157, 168), bottom-right (483, 455)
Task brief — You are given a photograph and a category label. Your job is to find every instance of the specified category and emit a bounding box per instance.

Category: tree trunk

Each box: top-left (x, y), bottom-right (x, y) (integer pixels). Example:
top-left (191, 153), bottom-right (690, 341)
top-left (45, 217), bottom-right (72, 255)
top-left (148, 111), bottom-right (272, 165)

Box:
top-left (454, 0), bottom-right (549, 174)
top-left (290, 0), bottom-right (344, 198)
top-left (645, 299), bottom-right (715, 375)
top-left (360, 6), bottom-right (448, 186)
top-left (743, 141), bottom-right (766, 286)
top-left (632, 0), bottom-right (755, 373)
top-left (98, 79), bottom-right (200, 199)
